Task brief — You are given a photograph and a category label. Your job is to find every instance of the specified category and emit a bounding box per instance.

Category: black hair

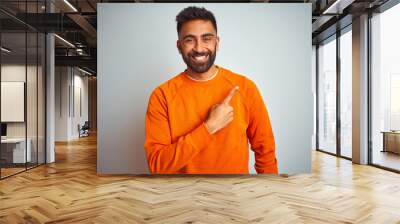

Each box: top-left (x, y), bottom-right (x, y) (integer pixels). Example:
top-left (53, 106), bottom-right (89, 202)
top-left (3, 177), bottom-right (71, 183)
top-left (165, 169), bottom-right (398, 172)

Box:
top-left (176, 6), bottom-right (217, 34)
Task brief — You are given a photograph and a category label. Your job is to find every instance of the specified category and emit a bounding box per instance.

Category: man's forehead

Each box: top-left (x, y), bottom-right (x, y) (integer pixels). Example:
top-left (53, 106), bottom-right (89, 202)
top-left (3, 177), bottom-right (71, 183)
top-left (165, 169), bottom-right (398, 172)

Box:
top-left (179, 20), bottom-right (216, 36)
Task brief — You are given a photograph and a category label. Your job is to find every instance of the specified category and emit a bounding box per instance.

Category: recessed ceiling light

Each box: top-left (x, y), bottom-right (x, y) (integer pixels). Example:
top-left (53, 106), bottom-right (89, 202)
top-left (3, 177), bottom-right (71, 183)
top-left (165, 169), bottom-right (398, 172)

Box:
top-left (78, 67), bottom-right (93, 76)
top-left (322, 0), bottom-right (354, 15)
top-left (54, 34), bottom-right (75, 48)
top-left (1, 47), bottom-right (11, 53)
top-left (63, 0), bottom-right (78, 12)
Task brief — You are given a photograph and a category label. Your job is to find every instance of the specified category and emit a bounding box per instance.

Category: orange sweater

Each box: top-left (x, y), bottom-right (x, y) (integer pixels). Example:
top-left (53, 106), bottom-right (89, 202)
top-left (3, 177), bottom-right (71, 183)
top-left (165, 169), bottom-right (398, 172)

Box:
top-left (145, 66), bottom-right (278, 174)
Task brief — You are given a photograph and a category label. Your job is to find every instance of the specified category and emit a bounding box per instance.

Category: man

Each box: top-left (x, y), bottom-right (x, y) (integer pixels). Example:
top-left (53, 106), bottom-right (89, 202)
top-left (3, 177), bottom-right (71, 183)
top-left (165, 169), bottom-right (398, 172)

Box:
top-left (144, 6), bottom-right (278, 174)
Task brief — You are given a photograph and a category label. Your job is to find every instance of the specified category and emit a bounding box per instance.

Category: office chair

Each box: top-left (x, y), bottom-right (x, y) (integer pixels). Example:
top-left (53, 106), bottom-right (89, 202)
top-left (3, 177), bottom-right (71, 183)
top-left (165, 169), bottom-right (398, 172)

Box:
top-left (79, 121), bottom-right (90, 138)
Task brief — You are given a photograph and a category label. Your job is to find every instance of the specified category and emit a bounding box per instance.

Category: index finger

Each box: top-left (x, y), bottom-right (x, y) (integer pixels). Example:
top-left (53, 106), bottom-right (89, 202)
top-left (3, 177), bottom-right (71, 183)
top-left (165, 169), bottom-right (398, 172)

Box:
top-left (223, 86), bottom-right (239, 104)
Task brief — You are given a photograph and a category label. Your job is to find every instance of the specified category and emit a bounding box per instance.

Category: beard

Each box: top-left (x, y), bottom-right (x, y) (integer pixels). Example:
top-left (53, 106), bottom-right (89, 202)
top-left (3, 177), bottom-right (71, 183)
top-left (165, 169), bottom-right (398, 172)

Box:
top-left (181, 47), bottom-right (217, 73)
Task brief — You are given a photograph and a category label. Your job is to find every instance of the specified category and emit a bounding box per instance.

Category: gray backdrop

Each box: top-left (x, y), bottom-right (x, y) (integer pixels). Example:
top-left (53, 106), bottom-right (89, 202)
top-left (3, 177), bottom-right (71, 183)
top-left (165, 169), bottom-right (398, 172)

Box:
top-left (98, 3), bottom-right (312, 174)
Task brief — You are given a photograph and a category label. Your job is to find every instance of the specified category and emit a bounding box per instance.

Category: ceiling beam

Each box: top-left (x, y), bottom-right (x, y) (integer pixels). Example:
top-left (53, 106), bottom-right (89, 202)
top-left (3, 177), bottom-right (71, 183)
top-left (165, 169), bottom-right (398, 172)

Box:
top-left (66, 13), bottom-right (97, 46)
top-left (55, 55), bottom-right (96, 69)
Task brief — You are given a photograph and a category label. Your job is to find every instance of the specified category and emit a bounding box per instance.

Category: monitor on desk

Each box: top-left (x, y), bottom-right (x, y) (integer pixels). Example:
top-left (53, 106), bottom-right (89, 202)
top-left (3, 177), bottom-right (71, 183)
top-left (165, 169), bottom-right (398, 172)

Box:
top-left (1, 123), bottom-right (7, 138)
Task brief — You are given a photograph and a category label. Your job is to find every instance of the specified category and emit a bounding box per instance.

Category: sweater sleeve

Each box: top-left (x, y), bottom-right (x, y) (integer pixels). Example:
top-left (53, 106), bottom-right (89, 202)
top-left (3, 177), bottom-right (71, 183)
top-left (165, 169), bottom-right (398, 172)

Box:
top-left (245, 79), bottom-right (278, 174)
top-left (144, 88), bottom-right (215, 174)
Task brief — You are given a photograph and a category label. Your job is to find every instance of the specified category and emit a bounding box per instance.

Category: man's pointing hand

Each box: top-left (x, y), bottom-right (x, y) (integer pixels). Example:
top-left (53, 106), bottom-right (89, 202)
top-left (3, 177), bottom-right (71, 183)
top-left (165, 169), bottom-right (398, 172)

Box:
top-left (205, 86), bottom-right (239, 134)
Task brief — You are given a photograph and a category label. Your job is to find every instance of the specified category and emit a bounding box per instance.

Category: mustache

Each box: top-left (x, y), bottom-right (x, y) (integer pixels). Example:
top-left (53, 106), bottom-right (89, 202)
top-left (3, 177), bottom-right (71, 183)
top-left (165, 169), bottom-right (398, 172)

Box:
top-left (189, 51), bottom-right (211, 57)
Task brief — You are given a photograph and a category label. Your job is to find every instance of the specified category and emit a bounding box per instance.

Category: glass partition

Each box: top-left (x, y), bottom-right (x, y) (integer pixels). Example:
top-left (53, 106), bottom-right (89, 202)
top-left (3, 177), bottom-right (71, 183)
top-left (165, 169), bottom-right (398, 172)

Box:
top-left (339, 28), bottom-right (352, 158)
top-left (317, 36), bottom-right (337, 155)
top-left (38, 32), bottom-right (45, 165)
top-left (0, 1), bottom-right (46, 179)
top-left (0, 31), bottom-right (28, 177)
top-left (371, 3), bottom-right (400, 171)
top-left (27, 31), bottom-right (38, 169)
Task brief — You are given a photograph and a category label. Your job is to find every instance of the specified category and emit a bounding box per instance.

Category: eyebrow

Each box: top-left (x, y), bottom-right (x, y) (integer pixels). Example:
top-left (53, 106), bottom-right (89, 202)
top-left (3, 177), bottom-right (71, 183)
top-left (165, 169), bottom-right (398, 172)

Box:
top-left (182, 33), bottom-right (216, 40)
top-left (201, 33), bottom-right (215, 38)
top-left (182, 34), bottom-right (195, 40)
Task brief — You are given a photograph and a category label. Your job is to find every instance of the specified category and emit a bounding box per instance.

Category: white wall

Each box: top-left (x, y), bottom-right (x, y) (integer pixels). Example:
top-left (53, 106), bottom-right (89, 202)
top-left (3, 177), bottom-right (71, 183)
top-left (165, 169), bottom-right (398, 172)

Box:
top-left (55, 67), bottom-right (69, 141)
top-left (1, 65), bottom-right (26, 128)
top-left (55, 67), bottom-right (89, 141)
top-left (1, 65), bottom-right (39, 138)
top-left (98, 3), bottom-right (313, 174)
top-left (1, 82), bottom-right (24, 122)
top-left (72, 72), bottom-right (89, 138)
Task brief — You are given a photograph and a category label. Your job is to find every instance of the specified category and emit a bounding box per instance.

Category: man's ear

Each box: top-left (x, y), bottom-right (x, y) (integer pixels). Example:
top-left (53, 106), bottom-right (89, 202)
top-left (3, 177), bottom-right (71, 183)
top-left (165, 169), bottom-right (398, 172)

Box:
top-left (177, 40), bottom-right (182, 55)
top-left (216, 36), bottom-right (220, 51)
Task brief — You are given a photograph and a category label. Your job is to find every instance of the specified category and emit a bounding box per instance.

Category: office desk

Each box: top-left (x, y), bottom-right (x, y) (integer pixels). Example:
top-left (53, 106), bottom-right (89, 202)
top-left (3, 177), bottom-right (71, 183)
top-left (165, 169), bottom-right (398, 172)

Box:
top-left (382, 131), bottom-right (400, 154)
top-left (1, 138), bottom-right (32, 164)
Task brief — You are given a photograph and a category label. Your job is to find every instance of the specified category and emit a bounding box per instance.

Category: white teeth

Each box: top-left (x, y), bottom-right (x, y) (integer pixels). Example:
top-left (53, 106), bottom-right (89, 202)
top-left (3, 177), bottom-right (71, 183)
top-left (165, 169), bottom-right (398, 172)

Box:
top-left (193, 55), bottom-right (207, 61)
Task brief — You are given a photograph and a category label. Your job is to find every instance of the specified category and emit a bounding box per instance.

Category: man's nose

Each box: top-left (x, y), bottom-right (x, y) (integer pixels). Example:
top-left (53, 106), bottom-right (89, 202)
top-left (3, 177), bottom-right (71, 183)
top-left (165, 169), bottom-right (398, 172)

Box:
top-left (194, 39), bottom-right (206, 52)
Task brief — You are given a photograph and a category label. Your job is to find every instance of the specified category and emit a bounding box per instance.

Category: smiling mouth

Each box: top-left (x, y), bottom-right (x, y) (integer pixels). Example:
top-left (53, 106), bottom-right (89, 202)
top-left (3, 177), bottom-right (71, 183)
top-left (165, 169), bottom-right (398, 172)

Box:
top-left (191, 54), bottom-right (209, 63)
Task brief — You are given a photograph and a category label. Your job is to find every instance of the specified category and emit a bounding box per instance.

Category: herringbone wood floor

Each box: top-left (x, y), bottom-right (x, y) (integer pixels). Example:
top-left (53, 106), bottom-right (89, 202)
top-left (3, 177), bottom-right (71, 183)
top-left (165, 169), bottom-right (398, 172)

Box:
top-left (1, 134), bottom-right (400, 224)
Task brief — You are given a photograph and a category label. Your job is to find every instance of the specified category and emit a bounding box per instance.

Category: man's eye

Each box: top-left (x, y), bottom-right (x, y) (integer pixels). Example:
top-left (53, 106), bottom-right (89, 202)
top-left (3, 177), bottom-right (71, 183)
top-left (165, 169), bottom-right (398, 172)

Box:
top-left (185, 38), bottom-right (194, 43)
top-left (203, 37), bottom-right (212, 42)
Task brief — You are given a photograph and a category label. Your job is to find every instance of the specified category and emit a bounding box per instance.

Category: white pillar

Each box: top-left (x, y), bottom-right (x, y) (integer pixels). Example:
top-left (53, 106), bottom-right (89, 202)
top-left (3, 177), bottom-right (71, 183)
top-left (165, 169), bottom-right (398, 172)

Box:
top-left (352, 14), bottom-right (369, 164)
top-left (46, 1), bottom-right (56, 163)
top-left (46, 33), bottom-right (55, 163)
